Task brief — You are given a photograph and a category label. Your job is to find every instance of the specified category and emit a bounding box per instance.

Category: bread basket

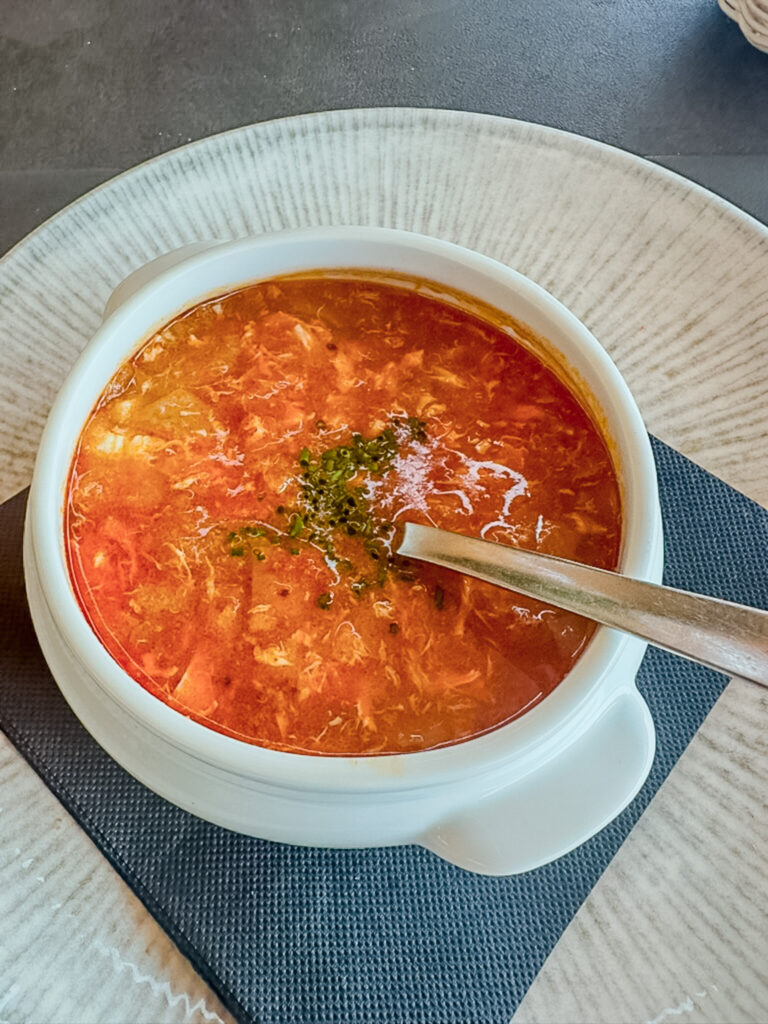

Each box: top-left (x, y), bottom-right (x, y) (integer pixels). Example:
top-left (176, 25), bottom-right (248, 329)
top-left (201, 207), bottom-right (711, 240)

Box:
top-left (720, 0), bottom-right (768, 52)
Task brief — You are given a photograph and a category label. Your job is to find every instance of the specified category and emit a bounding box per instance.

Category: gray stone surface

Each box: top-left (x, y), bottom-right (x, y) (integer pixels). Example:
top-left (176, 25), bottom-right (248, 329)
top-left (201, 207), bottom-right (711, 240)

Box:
top-left (2, 0), bottom-right (768, 174)
top-left (0, 168), bottom-right (117, 254)
top-left (2, 1), bottom-right (768, 258)
top-left (3, 0), bottom-right (768, 256)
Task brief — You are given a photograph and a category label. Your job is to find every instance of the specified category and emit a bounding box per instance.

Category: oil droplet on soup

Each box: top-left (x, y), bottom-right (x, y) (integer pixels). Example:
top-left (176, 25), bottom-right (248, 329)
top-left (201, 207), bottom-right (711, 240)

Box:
top-left (65, 276), bottom-right (621, 755)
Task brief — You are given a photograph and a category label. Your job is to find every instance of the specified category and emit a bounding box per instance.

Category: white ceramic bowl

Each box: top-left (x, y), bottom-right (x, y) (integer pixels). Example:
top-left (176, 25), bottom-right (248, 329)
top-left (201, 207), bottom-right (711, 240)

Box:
top-left (24, 227), bottom-right (663, 875)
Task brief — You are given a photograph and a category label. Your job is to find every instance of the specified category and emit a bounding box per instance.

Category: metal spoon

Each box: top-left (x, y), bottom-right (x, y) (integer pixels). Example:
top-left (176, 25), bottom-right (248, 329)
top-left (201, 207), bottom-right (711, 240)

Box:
top-left (397, 522), bottom-right (768, 687)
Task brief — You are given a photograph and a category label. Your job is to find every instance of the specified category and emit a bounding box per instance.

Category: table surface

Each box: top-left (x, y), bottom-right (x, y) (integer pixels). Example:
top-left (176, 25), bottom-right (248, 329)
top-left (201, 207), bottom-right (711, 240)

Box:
top-left (1, 3), bottom-right (767, 1023)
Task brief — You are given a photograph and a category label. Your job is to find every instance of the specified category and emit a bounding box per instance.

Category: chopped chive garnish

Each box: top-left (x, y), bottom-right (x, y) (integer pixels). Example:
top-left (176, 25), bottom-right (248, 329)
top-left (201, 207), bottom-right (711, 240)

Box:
top-left (236, 417), bottom-right (429, 598)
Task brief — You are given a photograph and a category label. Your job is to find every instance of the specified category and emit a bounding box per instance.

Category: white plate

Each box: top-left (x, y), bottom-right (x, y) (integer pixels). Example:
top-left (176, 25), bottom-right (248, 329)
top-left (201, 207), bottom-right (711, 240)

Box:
top-left (2, 108), bottom-right (768, 1020)
top-left (1, 108), bottom-right (767, 509)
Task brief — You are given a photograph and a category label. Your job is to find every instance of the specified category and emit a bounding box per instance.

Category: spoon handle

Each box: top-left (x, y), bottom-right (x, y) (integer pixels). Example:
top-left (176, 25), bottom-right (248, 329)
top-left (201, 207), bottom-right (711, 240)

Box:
top-left (398, 523), bottom-right (768, 687)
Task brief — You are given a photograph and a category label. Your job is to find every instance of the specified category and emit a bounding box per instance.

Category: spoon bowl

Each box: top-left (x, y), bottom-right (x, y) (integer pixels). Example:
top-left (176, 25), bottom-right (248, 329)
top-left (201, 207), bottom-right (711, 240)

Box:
top-left (398, 522), bottom-right (768, 687)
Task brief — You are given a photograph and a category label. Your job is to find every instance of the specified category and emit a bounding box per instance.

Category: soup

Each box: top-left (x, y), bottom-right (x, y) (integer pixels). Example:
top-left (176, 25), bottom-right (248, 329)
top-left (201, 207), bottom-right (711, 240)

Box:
top-left (65, 275), bottom-right (621, 755)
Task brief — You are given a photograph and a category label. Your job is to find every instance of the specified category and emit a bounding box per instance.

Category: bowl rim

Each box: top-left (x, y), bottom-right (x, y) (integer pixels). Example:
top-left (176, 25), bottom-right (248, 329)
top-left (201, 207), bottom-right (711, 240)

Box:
top-left (27, 225), bottom-right (661, 792)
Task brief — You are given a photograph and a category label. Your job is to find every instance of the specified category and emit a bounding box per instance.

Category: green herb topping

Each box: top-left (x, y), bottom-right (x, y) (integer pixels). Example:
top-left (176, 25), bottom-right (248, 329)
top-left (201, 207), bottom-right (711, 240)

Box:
top-left (284, 417), bottom-right (426, 584)
top-left (227, 416), bottom-right (427, 598)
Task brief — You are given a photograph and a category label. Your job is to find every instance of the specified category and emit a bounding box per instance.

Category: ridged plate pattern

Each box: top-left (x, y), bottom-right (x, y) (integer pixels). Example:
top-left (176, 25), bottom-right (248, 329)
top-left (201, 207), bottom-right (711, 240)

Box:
top-left (0, 109), bottom-right (766, 1023)
top-left (0, 109), bottom-right (767, 505)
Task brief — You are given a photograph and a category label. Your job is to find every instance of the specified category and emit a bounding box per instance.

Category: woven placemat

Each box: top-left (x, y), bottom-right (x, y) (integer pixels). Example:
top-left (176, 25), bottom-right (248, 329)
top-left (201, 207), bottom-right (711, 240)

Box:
top-left (1, 437), bottom-right (766, 1024)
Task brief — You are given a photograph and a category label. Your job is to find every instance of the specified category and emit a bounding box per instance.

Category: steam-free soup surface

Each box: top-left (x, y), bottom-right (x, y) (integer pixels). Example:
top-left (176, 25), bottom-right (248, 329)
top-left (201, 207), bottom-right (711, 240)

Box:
top-left (66, 276), bottom-right (621, 754)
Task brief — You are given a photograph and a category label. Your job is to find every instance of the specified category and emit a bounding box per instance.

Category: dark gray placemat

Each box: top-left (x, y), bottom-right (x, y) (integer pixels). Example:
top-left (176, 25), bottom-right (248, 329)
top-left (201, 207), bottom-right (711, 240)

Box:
top-left (1, 437), bottom-right (766, 1024)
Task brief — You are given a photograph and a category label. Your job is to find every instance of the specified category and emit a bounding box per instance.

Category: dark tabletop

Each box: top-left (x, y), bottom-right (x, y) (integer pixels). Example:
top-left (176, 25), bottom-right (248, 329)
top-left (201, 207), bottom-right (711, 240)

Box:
top-left (1, 0), bottom-right (768, 255)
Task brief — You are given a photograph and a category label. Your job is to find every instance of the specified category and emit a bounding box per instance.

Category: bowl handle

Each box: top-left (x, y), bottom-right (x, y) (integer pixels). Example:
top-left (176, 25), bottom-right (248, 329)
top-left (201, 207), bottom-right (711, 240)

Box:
top-left (102, 241), bottom-right (222, 320)
top-left (419, 689), bottom-right (655, 875)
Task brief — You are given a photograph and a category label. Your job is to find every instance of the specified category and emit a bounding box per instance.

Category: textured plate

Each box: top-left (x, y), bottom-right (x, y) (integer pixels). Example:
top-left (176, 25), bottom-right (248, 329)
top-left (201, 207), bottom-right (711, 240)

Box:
top-left (1, 109), bottom-right (768, 1024)
top-left (0, 108), bottom-right (767, 509)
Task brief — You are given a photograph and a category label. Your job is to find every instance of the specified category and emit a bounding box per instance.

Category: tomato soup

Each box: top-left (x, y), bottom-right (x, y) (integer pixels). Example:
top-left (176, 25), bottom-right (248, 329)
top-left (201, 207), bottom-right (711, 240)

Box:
top-left (65, 276), bottom-right (621, 755)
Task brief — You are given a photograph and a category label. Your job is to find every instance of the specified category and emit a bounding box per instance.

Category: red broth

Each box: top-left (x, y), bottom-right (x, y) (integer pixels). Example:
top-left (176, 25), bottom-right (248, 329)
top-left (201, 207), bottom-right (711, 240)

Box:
top-left (65, 275), bottom-right (621, 755)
